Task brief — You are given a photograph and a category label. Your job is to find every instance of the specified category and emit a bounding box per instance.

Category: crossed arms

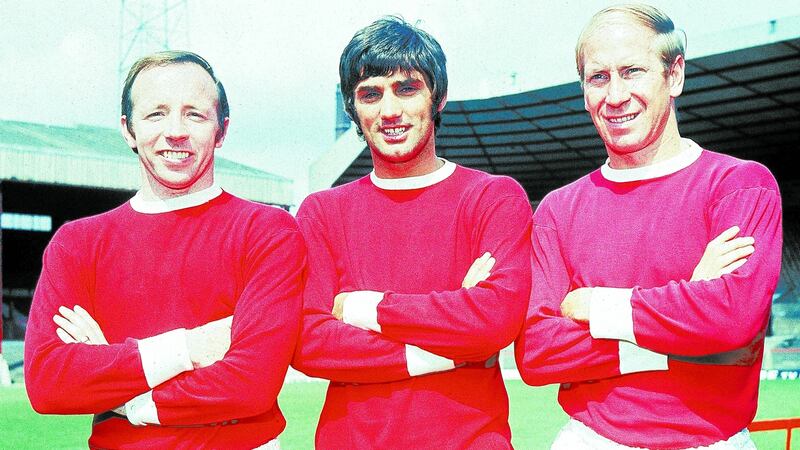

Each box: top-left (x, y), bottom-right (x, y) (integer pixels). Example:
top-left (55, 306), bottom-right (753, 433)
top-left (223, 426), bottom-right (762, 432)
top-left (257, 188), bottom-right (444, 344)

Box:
top-left (516, 179), bottom-right (782, 385)
top-left (24, 224), bottom-right (305, 427)
top-left (292, 181), bottom-right (534, 383)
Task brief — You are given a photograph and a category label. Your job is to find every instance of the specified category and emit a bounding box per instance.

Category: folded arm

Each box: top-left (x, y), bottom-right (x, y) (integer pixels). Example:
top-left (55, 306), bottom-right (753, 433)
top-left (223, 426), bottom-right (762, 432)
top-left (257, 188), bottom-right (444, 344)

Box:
top-left (584, 186), bottom-right (781, 357)
top-left (293, 203), bottom-right (454, 384)
top-left (515, 220), bottom-right (646, 386)
top-left (54, 306), bottom-right (233, 419)
top-left (130, 226), bottom-right (305, 426)
top-left (515, 199), bottom-right (766, 386)
top-left (24, 239), bottom-right (162, 414)
top-left (338, 187), bottom-right (533, 362)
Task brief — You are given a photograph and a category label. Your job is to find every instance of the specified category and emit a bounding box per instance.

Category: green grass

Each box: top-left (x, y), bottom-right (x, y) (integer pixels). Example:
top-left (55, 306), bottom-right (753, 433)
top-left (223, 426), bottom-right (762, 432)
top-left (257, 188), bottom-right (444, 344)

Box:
top-left (2, 380), bottom-right (798, 449)
top-left (0, 385), bottom-right (90, 450)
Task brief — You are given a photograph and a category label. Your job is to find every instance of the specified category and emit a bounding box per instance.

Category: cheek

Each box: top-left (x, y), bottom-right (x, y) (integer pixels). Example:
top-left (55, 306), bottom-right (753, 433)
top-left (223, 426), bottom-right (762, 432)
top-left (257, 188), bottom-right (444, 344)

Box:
top-left (134, 123), bottom-right (161, 141)
top-left (355, 103), bottom-right (375, 119)
top-left (360, 113), bottom-right (373, 127)
top-left (583, 93), bottom-right (601, 113)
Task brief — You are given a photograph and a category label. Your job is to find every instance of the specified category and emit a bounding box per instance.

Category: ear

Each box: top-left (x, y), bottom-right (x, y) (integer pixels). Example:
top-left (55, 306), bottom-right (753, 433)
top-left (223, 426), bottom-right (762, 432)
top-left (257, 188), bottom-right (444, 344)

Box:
top-left (120, 116), bottom-right (137, 152)
top-left (437, 93), bottom-right (448, 112)
top-left (215, 117), bottom-right (230, 148)
top-left (668, 55), bottom-right (685, 98)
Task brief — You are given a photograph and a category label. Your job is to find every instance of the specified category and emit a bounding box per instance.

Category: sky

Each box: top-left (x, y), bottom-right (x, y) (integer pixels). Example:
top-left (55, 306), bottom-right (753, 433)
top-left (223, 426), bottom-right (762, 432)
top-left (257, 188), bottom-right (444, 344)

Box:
top-left (2, 0), bottom-right (799, 201)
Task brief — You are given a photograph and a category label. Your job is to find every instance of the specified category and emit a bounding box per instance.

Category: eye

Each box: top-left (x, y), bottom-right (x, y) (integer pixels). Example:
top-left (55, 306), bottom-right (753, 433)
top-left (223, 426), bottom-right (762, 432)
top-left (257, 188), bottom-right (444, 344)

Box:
top-left (586, 73), bottom-right (607, 84)
top-left (624, 67), bottom-right (644, 78)
top-left (358, 91), bottom-right (381, 103)
top-left (187, 111), bottom-right (206, 120)
top-left (144, 111), bottom-right (165, 120)
top-left (398, 85), bottom-right (419, 95)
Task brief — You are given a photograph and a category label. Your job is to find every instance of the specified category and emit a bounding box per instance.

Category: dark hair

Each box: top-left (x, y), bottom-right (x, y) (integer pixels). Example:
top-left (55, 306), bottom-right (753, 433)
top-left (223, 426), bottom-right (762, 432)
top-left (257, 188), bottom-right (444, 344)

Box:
top-left (121, 51), bottom-right (229, 152)
top-left (339, 16), bottom-right (447, 137)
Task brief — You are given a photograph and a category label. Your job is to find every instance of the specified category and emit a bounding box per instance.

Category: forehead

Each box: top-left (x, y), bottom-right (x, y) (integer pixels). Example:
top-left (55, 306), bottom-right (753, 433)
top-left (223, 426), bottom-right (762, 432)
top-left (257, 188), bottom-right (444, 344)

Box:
top-left (582, 22), bottom-right (660, 68)
top-left (130, 62), bottom-right (218, 110)
top-left (355, 69), bottom-right (429, 89)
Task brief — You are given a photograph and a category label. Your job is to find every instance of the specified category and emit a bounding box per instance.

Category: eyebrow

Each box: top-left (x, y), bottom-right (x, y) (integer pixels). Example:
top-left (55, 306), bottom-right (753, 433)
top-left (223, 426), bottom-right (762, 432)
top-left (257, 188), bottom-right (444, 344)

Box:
top-left (356, 76), bottom-right (425, 92)
top-left (134, 103), bottom-right (168, 115)
top-left (395, 78), bottom-right (424, 88)
top-left (356, 85), bottom-right (379, 94)
top-left (138, 102), bottom-right (212, 113)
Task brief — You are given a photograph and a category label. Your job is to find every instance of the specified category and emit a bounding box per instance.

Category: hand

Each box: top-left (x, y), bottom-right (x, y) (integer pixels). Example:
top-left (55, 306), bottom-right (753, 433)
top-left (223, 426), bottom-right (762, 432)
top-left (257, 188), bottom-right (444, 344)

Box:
top-left (332, 293), bottom-right (348, 321)
top-left (53, 305), bottom-right (108, 345)
top-left (560, 288), bottom-right (592, 322)
top-left (186, 316), bottom-right (233, 369)
top-left (691, 226), bottom-right (754, 281)
top-left (671, 329), bottom-right (765, 366)
top-left (462, 252), bottom-right (496, 288)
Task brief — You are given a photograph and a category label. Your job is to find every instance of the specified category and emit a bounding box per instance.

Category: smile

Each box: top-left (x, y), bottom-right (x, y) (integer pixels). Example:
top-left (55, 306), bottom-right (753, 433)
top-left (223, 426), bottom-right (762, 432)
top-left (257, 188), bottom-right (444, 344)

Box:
top-left (607, 114), bottom-right (638, 124)
top-left (159, 150), bottom-right (191, 161)
top-left (381, 126), bottom-right (409, 136)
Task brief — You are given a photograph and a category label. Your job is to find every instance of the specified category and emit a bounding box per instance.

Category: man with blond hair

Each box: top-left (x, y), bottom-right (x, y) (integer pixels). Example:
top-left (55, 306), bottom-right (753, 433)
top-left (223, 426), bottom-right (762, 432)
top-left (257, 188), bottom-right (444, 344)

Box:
top-left (25, 51), bottom-right (304, 449)
top-left (516, 5), bottom-right (782, 449)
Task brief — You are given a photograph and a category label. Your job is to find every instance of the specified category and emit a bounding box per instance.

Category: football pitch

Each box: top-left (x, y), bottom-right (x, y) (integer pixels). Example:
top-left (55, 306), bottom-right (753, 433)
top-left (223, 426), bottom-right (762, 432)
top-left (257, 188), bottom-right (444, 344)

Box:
top-left (1, 379), bottom-right (798, 449)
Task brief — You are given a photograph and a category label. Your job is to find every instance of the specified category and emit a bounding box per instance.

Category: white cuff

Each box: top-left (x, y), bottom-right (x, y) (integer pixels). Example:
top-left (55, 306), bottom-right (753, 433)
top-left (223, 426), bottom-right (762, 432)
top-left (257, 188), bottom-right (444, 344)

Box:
top-left (589, 287), bottom-right (636, 343)
top-left (125, 390), bottom-right (159, 426)
top-left (405, 345), bottom-right (455, 376)
top-left (137, 328), bottom-right (193, 388)
top-left (342, 291), bottom-right (383, 332)
top-left (618, 341), bottom-right (668, 374)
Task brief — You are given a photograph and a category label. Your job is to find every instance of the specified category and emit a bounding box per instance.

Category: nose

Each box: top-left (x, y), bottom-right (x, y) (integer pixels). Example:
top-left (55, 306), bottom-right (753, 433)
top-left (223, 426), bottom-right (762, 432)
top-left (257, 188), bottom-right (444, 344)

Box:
top-left (379, 93), bottom-right (401, 121)
top-left (164, 114), bottom-right (189, 141)
top-left (606, 75), bottom-right (631, 107)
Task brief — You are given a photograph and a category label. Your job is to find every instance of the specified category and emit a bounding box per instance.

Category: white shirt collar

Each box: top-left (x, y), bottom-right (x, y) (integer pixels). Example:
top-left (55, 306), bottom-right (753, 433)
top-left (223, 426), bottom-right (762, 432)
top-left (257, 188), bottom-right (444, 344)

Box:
top-left (130, 184), bottom-right (223, 214)
top-left (370, 159), bottom-right (456, 190)
top-left (600, 138), bottom-right (703, 183)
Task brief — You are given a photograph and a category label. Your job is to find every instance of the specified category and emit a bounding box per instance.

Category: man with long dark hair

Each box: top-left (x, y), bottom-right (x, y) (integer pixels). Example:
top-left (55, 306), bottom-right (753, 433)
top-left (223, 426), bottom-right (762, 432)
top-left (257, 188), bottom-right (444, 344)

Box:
top-left (293, 17), bottom-right (533, 449)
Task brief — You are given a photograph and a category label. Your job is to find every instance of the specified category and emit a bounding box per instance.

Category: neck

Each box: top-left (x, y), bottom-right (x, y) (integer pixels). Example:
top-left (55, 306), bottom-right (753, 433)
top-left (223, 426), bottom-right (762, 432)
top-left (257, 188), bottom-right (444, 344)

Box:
top-left (607, 117), bottom-right (683, 170)
top-left (372, 138), bottom-right (441, 179)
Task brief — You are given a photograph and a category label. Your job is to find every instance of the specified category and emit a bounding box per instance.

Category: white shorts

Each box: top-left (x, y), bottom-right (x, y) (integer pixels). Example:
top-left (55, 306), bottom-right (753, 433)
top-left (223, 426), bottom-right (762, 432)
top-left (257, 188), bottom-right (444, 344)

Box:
top-left (253, 438), bottom-right (280, 450)
top-left (551, 418), bottom-right (756, 450)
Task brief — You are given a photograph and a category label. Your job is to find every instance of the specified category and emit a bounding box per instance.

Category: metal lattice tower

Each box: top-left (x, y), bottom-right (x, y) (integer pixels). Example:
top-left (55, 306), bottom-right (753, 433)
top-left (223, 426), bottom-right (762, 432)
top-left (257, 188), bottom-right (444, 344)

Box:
top-left (118, 0), bottom-right (189, 84)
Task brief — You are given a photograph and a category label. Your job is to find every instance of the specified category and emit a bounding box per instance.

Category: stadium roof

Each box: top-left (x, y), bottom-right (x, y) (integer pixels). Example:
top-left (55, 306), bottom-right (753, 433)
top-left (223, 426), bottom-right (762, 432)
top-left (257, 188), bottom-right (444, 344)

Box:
top-left (0, 120), bottom-right (293, 206)
top-left (333, 35), bottom-right (800, 205)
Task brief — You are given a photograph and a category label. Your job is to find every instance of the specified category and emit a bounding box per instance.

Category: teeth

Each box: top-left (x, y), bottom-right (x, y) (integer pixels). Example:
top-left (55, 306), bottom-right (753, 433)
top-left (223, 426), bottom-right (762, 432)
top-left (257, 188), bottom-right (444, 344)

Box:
top-left (383, 127), bottom-right (406, 136)
top-left (162, 151), bottom-right (190, 160)
top-left (608, 114), bottom-right (637, 124)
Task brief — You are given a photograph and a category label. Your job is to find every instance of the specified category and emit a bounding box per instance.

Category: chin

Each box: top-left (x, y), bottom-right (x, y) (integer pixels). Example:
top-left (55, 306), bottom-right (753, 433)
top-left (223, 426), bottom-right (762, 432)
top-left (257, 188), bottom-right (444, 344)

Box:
top-left (158, 177), bottom-right (197, 190)
top-left (375, 149), bottom-right (420, 164)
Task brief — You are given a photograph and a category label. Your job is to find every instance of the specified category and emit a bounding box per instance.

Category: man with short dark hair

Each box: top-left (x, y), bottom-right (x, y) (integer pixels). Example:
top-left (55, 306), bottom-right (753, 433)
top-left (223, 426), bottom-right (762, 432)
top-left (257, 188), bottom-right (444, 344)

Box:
top-left (24, 50), bottom-right (304, 449)
top-left (515, 5), bottom-right (782, 449)
top-left (293, 17), bottom-right (533, 449)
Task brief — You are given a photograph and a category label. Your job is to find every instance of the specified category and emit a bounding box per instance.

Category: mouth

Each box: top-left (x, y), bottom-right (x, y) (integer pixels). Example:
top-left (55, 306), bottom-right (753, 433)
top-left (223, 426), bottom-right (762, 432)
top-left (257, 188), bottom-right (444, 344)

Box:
top-left (158, 150), bottom-right (192, 162)
top-left (605, 113), bottom-right (638, 124)
top-left (380, 125), bottom-right (410, 140)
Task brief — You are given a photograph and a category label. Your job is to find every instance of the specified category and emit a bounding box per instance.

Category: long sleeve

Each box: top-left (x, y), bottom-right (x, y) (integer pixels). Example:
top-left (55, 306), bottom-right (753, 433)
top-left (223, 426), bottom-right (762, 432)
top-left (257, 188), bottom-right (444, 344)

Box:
top-left (301, 170), bottom-right (527, 448)
top-left (149, 225), bottom-right (305, 425)
top-left (292, 202), bottom-right (416, 384)
top-left (24, 238), bottom-right (150, 414)
top-left (375, 190), bottom-right (533, 362)
top-left (624, 179), bottom-right (782, 355)
top-left (515, 220), bottom-right (632, 386)
top-left (513, 150), bottom-right (779, 446)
